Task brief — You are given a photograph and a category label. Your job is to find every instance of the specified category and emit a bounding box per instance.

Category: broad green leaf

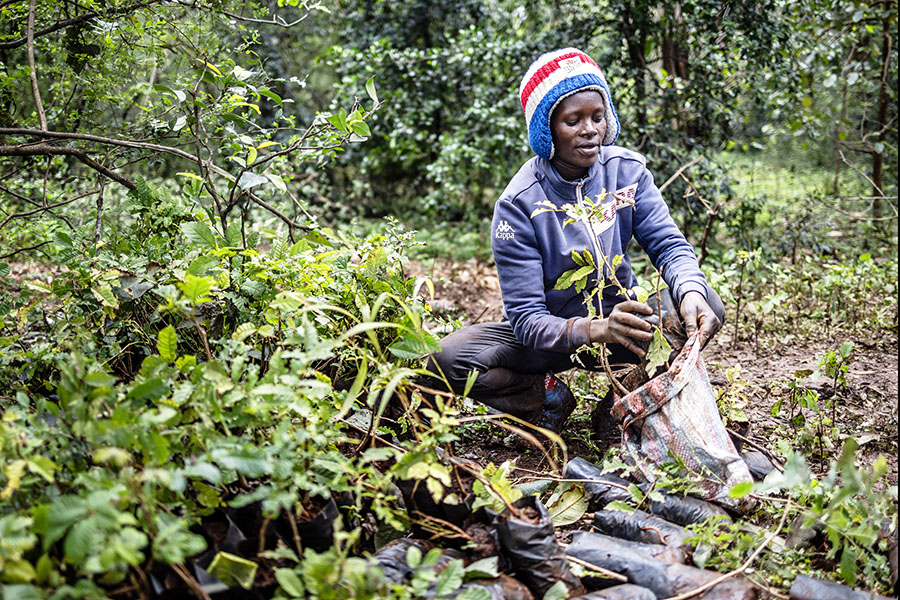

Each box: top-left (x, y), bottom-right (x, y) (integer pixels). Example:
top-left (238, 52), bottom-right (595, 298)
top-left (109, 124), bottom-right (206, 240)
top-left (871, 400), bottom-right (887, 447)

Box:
top-left (351, 121), bottom-right (371, 137)
top-left (224, 222), bottom-right (242, 247)
top-left (238, 172), bottom-right (269, 191)
top-left (1, 460), bottom-right (26, 500)
top-left (463, 556), bottom-right (499, 579)
top-left (247, 146), bottom-right (258, 165)
top-left (177, 171), bottom-right (205, 182)
top-left (546, 484), bottom-right (588, 526)
top-left (434, 559), bottom-right (464, 596)
top-left (178, 273), bottom-right (215, 304)
top-left (84, 372), bottom-right (116, 388)
top-left (631, 285), bottom-right (650, 303)
top-left (208, 551), bottom-right (258, 590)
top-left (26, 456), bottom-right (57, 483)
top-left (2, 558), bottom-right (37, 583)
top-left (92, 447), bottom-right (130, 467)
top-left (265, 172), bottom-right (287, 193)
top-left (231, 322), bottom-right (256, 342)
top-left (645, 327), bottom-right (671, 376)
top-left (542, 581), bottom-right (569, 600)
top-left (275, 568), bottom-right (305, 597)
top-left (64, 518), bottom-right (97, 563)
top-left (839, 545), bottom-right (857, 586)
top-left (729, 481), bottom-right (754, 498)
top-left (406, 545), bottom-right (422, 569)
top-left (157, 325), bottom-right (177, 361)
top-left (181, 222), bottom-right (217, 249)
top-left (456, 588), bottom-right (492, 600)
top-left (91, 284), bottom-right (119, 309)
top-left (365, 75), bottom-right (378, 104)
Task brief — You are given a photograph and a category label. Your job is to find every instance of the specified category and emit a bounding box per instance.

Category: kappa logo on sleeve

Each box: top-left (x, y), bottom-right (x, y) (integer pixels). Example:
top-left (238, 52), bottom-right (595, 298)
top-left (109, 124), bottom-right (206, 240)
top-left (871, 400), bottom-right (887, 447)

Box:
top-left (495, 220), bottom-right (516, 240)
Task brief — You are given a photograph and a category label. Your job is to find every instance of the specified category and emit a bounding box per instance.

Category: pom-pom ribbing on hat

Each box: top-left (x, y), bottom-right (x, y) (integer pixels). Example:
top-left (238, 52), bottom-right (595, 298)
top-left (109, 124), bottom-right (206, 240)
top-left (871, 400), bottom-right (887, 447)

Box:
top-left (519, 48), bottom-right (619, 160)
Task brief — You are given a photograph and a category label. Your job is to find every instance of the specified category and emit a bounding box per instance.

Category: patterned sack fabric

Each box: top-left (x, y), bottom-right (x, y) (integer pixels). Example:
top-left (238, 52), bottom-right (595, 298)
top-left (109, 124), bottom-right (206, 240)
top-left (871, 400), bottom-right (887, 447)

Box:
top-left (610, 335), bottom-right (756, 513)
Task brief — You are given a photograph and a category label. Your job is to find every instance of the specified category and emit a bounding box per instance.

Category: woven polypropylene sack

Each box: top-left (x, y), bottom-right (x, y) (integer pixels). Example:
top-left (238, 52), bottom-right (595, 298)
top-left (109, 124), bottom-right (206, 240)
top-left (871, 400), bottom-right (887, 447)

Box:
top-left (610, 335), bottom-right (755, 513)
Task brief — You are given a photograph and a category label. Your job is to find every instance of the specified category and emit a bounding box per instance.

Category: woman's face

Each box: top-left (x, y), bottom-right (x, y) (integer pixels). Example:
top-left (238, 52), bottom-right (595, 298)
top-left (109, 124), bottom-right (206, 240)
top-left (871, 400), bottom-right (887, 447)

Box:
top-left (550, 90), bottom-right (606, 181)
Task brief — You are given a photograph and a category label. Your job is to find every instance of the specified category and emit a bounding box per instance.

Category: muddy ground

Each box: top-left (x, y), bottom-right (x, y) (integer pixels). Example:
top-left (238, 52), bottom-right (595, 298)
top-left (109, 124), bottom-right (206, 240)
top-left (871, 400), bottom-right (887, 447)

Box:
top-left (409, 257), bottom-right (900, 485)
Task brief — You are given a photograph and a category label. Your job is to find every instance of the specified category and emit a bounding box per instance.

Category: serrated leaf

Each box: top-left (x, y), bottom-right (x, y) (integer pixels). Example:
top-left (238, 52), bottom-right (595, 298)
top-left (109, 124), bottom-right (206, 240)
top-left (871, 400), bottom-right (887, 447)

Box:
top-left (224, 222), bottom-right (242, 247)
top-left (157, 325), bottom-right (177, 361)
top-left (181, 222), bottom-right (217, 249)
top-left (839, 545), bottom-right (857, 585)
top-left (645, 328), bottom-right (671, 376)
top-left (64, 518), bottom-right (97, 563)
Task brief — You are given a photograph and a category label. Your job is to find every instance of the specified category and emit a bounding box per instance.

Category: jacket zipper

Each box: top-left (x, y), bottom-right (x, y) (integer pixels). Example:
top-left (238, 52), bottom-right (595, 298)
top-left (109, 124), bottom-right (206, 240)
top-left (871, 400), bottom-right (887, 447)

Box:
top-left (575, 179), bottom-right (605, 316)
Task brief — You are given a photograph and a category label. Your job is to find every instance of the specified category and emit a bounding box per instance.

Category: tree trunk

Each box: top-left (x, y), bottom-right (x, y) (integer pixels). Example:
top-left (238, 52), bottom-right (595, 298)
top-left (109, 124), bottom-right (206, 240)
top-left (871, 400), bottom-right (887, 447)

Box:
top-left (871, 15), bottom-right (890, 214)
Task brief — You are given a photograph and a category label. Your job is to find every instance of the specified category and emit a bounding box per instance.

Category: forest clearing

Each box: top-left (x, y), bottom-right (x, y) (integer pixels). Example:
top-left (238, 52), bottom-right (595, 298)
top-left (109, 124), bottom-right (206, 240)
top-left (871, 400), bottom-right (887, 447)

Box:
top-left (0, 0), bottom-right (897, 599)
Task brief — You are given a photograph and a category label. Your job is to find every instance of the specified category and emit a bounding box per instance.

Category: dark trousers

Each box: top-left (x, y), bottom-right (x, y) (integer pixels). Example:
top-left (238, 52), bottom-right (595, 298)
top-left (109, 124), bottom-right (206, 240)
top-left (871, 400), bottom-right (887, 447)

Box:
top-left (425, 288), bottom-right (725, 420)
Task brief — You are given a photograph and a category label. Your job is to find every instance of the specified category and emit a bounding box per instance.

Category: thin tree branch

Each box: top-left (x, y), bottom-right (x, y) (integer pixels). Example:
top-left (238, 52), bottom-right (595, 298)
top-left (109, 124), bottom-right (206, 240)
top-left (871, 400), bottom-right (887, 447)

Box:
top-left (839, 149), bottom-right (885, 198)
top-left (0, 142), bottom-right (135, 189)
top-left (659, 155), bottom-right (703, 193)
top-left (0, 193), bottom-right (87, 229)
top-left (0, 241), bottom-right (51, 261)
top-left (26, 0), bottom-right (47, 131)
top-left (247, 192), bottom-right (311, 231)
top-left (93, 178), bottom-right (106, 248)
top-left (0, 1), bottom-right (163, 50)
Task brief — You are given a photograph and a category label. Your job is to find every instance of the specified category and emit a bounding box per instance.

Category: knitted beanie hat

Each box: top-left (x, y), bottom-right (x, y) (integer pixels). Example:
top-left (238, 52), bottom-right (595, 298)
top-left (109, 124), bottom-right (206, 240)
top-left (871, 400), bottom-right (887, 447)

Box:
top-left (519, 48), bottom-right (620, 160)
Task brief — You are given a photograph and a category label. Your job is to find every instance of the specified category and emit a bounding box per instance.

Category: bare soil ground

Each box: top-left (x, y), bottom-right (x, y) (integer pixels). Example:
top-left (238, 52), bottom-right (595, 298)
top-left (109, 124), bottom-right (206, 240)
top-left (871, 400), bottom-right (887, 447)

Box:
top-left (409, 257), bottom-right (900, 485)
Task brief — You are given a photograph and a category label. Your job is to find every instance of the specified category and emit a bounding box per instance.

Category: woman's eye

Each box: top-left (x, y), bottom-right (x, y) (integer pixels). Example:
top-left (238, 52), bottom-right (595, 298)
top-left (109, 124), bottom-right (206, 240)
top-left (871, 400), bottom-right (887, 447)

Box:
top-left (565, 120), bottom-right (578, 126)
top-left (594, 116), bottom-right (605, 123)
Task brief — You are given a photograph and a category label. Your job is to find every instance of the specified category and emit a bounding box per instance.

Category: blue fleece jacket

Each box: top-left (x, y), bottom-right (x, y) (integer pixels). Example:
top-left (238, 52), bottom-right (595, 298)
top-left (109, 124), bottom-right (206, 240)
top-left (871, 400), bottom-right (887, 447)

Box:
top-left (491, 146), bottom-right (709, 353)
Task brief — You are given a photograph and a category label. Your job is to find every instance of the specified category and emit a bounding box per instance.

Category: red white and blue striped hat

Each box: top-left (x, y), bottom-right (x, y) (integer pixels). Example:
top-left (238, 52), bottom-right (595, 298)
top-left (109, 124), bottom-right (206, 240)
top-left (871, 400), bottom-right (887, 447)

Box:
top-left (519, 48), bottom-right (619, 160)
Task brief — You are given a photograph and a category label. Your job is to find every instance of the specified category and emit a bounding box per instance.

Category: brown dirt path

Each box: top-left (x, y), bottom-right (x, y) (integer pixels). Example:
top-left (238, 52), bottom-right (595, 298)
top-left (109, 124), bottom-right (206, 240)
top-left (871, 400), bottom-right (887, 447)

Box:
top-left (409, 258), bottom-right (899, 484)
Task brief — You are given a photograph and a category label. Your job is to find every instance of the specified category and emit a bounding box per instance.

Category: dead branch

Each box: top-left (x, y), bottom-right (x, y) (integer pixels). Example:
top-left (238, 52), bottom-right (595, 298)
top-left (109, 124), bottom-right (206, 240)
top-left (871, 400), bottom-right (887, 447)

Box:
top-left (659, 155), bottom-right (703, 193)
top-left (839, 149), bottom-right (885, 198)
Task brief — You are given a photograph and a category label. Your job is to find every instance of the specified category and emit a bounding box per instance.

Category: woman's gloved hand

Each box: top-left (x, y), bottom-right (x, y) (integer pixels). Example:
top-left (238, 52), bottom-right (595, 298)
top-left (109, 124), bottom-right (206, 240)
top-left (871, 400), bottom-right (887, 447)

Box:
top-left (679, 291), bottom-right (722, 349)
top-left (589, 300), bottom-right (654, 357)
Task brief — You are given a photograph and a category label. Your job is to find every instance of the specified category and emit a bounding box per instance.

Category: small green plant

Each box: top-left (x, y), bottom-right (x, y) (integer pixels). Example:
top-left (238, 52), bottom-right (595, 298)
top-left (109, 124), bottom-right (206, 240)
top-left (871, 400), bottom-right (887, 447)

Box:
top-left (714, 364), bottom-right (751, 429)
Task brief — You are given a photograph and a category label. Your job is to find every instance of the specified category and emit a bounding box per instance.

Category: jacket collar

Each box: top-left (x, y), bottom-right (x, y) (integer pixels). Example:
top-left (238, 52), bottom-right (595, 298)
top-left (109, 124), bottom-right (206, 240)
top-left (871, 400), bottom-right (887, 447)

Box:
top-left (535, 152), bottom-right (604, 201)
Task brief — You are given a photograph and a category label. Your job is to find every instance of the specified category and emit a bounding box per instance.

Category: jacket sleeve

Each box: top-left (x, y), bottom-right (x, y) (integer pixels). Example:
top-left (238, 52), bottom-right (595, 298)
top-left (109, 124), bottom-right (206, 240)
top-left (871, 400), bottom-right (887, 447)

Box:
top-left (492, 197), bottom-right (593, 353)
top-left (630, 165), bottom-right (709, 307)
